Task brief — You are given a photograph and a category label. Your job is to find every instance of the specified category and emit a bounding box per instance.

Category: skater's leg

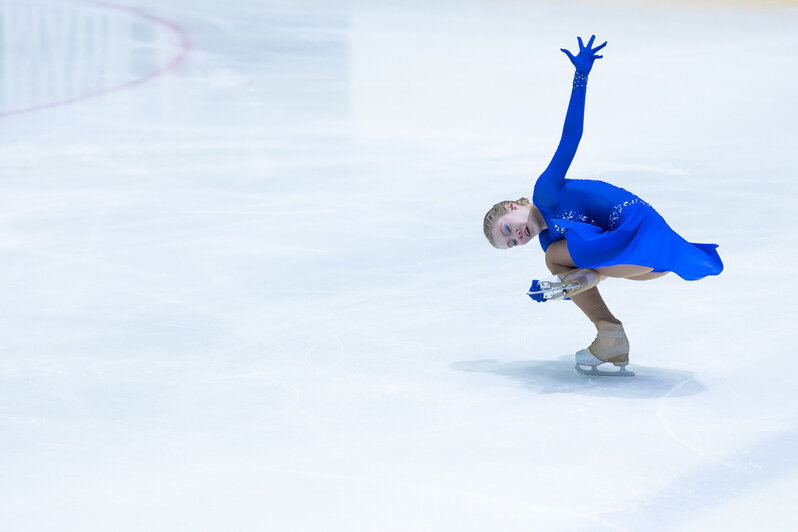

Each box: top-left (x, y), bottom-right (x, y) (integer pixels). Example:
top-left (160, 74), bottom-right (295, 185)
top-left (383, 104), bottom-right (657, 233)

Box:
top-left (544, 240), bottom-right (636, 367)
top-left (569, 287), bottom-right (620, 325)
top-left (544, 241), bottom-right (663, 323)
top-left (545, 241), bottom-right (668, 281)
top-left (544, 242), bottom-right (618, 325)
top-left (595, 264), bottom-right (654, 278)
top-left (628, 271), bottom-right (669, 281)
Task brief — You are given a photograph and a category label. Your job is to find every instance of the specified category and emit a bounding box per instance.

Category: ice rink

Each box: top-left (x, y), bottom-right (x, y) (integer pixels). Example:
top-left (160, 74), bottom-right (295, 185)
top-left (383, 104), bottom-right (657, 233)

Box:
top-left (1, 0), bottom-right (797, 530)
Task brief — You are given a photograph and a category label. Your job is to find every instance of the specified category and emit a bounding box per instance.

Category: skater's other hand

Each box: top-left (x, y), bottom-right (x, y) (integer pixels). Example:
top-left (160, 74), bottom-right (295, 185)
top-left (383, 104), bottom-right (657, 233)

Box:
top-left (527, 280), bottom-right (548, 303)
top-left (561, 35), bottom-right (606, 75)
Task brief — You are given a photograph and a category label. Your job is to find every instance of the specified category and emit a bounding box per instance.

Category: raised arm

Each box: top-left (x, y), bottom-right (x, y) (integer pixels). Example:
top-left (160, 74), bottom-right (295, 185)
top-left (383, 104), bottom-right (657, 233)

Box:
top-left (533, 36), bottom-right (606, 208)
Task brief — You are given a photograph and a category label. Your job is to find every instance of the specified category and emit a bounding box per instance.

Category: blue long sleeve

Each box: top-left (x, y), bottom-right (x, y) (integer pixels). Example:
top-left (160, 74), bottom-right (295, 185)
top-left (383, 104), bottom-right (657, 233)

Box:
top-left (533, 72), bottom-right (588, 208)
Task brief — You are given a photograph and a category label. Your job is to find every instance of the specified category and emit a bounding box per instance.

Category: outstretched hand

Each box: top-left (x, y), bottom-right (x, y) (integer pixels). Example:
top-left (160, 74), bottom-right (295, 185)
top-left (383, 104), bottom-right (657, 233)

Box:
top-left (561, 35), bottom-right (606, 75)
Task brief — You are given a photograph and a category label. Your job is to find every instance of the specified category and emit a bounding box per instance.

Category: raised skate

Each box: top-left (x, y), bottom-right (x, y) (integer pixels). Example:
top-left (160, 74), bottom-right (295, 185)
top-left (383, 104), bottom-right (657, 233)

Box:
top-left (527, 269), bottom-right (604, 302)
top-left (527, 277), bottom-right (579, 302)
top-left (574, 320), bottom-right (635, 377)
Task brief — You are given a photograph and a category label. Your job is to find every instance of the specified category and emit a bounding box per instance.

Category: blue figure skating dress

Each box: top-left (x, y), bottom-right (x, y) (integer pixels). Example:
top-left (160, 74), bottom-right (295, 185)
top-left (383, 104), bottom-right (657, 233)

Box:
top-left (534, 178), bottom-right (723, 280)
top-left (531, 69), bottom-right (723, 281)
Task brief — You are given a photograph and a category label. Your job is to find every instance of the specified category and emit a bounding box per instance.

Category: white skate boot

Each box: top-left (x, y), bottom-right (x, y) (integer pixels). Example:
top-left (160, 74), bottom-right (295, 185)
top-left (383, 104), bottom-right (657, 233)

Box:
top-left (574, 320), bottom-right (635, 377)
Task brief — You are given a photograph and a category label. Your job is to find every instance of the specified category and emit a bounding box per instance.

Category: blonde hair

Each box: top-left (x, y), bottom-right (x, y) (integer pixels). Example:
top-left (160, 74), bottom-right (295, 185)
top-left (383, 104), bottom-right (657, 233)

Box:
top-left (483, 197), bottom-right (531, 248)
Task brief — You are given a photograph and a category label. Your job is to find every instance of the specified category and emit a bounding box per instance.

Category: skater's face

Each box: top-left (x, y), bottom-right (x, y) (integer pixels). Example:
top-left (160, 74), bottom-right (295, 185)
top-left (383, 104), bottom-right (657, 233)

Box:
top-left (491, 203), bottom-right (540, 249)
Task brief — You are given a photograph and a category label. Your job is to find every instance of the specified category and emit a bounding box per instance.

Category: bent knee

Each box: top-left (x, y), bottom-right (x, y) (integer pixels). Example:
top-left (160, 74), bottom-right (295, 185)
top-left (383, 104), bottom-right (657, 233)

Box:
top-left (544, 253), bottom-right (563, 274)
top-left (544, 240), bottom-right (575, 274)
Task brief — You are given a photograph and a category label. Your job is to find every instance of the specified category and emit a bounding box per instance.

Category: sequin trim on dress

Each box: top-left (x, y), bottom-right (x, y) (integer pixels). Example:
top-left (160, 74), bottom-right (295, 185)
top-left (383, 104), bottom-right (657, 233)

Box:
top-left (552, 209), bottom-right (598, 236)
top-left (607, 198), bottom-right (649, 229)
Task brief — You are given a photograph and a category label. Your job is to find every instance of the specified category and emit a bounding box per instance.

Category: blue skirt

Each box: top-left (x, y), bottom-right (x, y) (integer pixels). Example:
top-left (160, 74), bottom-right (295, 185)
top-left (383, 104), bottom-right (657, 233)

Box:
top-left (538, 195), bottom-right (723, 281)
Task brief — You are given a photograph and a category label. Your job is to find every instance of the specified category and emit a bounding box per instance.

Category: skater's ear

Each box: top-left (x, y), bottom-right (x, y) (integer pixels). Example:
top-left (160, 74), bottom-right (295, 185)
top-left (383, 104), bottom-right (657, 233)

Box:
top-left (504, 202), bottom-right (517, 211)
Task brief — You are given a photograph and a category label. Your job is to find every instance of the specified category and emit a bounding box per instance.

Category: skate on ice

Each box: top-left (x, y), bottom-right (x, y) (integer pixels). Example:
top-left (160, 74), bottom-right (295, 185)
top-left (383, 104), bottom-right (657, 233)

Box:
top-left (574, 320), bottom-right (635, 377)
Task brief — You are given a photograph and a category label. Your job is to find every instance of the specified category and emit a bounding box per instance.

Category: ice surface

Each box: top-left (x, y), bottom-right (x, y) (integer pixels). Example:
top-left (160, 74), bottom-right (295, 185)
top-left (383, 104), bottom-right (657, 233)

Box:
top-left (1, 0), bottom-right (797, 530)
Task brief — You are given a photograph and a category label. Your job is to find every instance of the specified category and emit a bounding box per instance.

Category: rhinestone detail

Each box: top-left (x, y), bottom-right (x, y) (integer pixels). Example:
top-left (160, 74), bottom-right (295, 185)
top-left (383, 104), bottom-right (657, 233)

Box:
top-left (573, 72), bottom-right (588, 90)
top-left (607, 198), bottom-right (648, 229)
top-left (552, 209), bottom-right (598, 236)
top-left (550, 198), bottom-right (649, 235)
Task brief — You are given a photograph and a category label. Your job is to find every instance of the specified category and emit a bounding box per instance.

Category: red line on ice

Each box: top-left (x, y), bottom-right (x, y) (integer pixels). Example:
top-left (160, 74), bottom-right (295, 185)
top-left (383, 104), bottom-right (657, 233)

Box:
top-left (0, 0), bottom-right (192, 118)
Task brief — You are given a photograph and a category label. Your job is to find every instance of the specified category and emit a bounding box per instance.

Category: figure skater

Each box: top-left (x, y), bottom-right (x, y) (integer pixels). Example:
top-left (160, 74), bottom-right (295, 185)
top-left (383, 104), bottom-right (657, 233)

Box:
top-left (482, 35), bottom-right (723, 376)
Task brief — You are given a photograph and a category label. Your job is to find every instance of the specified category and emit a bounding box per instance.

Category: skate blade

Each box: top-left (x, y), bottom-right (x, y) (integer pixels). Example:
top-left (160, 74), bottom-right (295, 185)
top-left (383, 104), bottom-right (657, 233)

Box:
top-left (574, 363), bottom-right (635, 377)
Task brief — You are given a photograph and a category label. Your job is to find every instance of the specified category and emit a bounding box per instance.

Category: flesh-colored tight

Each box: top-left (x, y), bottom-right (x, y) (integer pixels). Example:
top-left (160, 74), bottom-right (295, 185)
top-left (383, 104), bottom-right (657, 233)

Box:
top-left (544, 240), bottom-right (668, 324)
